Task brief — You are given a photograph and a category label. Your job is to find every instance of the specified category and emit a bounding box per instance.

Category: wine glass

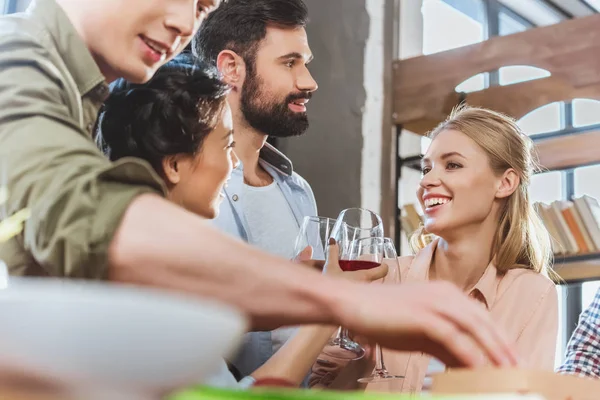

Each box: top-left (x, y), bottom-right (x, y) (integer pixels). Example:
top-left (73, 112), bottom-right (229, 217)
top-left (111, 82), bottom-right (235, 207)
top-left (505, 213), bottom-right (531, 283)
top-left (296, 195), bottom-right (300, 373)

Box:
top-left (322, 208), bottom-right (384, 360)
top-left (292, 216), bottom-right (337, 272)
top-left (358, 237), bottom-right (404, 383)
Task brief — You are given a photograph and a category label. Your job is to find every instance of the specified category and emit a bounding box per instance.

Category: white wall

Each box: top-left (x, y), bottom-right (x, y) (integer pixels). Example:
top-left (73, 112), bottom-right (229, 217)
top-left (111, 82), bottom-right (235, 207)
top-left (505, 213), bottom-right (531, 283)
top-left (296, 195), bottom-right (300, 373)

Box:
top-left (397, 0), bottom-right (425, 255)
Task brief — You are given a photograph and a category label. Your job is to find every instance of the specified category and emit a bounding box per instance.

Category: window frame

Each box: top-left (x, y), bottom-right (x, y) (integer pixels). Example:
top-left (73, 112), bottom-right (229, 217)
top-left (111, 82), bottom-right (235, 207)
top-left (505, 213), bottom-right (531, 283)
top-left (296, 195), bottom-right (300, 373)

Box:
top-left (3, 0), bottom-right (17, 14)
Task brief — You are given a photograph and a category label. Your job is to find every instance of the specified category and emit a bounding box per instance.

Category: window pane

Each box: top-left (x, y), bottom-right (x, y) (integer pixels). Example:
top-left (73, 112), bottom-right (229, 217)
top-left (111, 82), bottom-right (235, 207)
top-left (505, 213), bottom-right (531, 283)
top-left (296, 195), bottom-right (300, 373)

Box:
top-left (455, 73), bottom-right (487, 93)
top-left (575, 164), bottom-right (600, 200)
top-left (518, 102), bottom-right (564, 136)
top-left (499, 66), bottom-right (550, 86)
top-left (499, 11), bottom-right (529, 36)
top-left (422, 0), bottom-right (485, 55)
top-left (497, 0), bottom-right (563, 27)
top-left (573, 98), bottom-right (600, 128)
top-left (3, 0), bottom-right (29, 13)
top-left (583, 282), bottom-right (600, 311)
top-left (555, 286), bottom-right (565, 368)
top-left (574, 165), bottom-right (600, 349)
top-left (530, 171), bottom-right (563, 204)
top-left (421, 136), bottom-right (431, 155)
top-left (585, 0), bottom-right (600, 12)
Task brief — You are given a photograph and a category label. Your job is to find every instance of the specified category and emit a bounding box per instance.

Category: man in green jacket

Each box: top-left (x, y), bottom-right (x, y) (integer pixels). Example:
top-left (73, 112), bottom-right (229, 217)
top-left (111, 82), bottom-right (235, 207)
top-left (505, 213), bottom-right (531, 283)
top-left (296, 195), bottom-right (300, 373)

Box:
top-left (0, 0), bottom-right (517, 370)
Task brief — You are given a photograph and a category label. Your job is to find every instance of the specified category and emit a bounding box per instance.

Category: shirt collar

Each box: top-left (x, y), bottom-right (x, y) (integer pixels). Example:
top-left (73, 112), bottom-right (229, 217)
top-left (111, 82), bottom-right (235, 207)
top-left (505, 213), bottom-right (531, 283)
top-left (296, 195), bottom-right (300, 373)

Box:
top-left (409, 238), bottom-right (500, 310)
top-left (233, 142), bottom-right (294, 178)
top-left (468, 260), bottom-right (499, 310)
top-left (27, 0), bottom-right (107, 98)
top-left (259, 142), bottom-right (294, 177)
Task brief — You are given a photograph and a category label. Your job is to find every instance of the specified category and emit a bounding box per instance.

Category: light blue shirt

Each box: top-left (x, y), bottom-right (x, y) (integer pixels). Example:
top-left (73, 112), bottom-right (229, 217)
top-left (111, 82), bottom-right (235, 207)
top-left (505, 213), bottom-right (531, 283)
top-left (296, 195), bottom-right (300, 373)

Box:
top-left (212, 143), bottom-right (317, 384)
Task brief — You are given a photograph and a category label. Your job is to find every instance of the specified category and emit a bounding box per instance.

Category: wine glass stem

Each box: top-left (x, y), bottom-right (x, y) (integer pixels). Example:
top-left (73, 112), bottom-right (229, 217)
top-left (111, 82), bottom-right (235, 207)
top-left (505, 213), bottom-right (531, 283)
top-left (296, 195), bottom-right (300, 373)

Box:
top-left (340, 327), bottom-right (351, 342)
top-left (374, 343), bottom-right (387, 373)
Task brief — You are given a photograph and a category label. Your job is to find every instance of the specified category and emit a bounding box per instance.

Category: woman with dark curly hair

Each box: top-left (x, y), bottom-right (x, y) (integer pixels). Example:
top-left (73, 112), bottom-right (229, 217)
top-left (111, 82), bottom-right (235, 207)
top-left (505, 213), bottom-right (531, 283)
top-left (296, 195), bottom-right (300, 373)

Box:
top-left (98, 54), bottom-right (237, 219)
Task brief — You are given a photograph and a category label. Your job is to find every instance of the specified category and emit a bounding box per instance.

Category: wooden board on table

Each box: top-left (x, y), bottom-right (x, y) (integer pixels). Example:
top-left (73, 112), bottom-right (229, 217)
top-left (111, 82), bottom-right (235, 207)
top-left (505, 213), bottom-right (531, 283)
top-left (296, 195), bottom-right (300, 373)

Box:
top-left (432, 368), bottom-right (600, 400)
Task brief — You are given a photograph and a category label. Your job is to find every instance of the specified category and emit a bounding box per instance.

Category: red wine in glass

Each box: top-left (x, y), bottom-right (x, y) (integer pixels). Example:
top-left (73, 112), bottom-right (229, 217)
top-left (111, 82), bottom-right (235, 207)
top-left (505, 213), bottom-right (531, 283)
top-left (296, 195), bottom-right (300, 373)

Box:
top-left (339, 260), bottom-right (380, 272)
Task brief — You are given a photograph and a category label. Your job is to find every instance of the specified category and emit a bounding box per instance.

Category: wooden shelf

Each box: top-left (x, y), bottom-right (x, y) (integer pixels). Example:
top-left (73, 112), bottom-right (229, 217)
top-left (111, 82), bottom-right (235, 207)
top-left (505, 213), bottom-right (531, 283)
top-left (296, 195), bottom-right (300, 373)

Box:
top-left (392, 13), bottom-right (600, 135)
top-left (535, 129), bottom-right (600, 172)
top-left (553, 252), bottom-right (600, 284)
top-left (400, 128), bottom-right (600, 173)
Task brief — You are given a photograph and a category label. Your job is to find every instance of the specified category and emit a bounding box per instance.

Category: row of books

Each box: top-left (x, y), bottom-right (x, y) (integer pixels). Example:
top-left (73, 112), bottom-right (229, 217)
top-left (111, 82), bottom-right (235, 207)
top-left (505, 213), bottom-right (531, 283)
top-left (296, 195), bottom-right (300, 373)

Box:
top-left (400, 195), bottom-right (600, 257)
top-left (535, 195), bottom-right (600, 256)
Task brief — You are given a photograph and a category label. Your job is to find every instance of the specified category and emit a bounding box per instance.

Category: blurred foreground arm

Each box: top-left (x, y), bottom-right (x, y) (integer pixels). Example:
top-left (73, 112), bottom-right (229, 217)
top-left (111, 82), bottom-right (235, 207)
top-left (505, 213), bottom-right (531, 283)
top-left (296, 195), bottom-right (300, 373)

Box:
top-left (110, 195), bottom-right (519, 369)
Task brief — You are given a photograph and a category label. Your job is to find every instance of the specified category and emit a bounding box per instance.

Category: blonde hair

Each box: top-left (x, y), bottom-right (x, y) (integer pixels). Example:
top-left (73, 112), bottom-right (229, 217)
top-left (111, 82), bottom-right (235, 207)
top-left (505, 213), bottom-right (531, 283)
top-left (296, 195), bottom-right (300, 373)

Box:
top-left (410, 105), bottom-right (553, 277)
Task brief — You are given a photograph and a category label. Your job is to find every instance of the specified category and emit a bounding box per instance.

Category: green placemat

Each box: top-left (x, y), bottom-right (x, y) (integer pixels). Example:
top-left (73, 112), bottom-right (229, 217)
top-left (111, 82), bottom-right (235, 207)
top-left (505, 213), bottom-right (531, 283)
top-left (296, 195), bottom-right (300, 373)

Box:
top-left (169, 386), bottom-right (543, 400)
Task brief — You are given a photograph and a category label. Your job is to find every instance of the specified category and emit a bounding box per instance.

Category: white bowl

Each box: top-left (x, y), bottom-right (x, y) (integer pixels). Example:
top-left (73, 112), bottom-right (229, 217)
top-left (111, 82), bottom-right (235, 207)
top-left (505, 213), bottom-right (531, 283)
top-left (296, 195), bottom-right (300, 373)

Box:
top-left (0, 277), bottom-right (247, 392)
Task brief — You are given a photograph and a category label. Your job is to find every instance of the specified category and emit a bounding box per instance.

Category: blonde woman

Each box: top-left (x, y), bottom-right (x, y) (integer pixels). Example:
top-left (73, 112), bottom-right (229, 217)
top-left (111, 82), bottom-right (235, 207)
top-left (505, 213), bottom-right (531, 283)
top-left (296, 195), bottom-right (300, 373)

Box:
top-left (310, 105), bottom-right (558, 393)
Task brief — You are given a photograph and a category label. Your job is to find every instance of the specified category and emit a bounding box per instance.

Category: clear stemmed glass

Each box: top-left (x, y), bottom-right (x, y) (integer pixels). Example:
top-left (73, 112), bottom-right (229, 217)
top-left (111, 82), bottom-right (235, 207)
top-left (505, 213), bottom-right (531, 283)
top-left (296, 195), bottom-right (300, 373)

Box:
top-left (322, 208), bottom-right (384, 360)
top-left (357, 237), bottom-right (404, 383)
top-left (292, 216), bottom-right (337, 271)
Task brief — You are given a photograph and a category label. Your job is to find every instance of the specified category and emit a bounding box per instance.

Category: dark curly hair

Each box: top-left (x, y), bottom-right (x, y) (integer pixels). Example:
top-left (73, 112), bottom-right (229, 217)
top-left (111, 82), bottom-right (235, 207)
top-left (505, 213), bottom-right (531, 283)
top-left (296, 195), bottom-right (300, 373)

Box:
top-left (96, 54), bottom-right (230, 175)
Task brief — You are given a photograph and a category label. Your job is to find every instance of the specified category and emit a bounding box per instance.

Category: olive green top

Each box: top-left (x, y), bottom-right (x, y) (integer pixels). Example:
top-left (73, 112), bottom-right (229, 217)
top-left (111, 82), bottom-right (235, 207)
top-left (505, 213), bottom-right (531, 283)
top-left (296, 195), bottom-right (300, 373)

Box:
top-left (0, 0), bottom-right (166, 278)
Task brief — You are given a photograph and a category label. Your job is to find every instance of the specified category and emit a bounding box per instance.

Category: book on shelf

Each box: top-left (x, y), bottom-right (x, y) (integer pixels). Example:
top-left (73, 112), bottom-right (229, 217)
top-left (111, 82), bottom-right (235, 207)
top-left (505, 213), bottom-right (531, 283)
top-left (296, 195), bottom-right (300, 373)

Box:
top-left (574, 195), bottom-right (600, 251)
top-left (534, 203), bottom-right (561, 255)
top-left (535, 195), bottom-right (600, 257)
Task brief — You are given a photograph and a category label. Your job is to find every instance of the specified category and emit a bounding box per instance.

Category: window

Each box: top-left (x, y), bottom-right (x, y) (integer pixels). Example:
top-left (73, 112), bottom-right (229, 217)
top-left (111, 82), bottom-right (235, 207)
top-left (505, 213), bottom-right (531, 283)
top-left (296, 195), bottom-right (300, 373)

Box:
top-left (575, 164), bottom-right (600, 311)
top-left (575, 165), bottom-right (600, 201)
top-left (499, 9), bottom-right (531, 35)
top-left (421, 0), bottom-right (487, 154)
top-left (417, 0), bottom-right (590, 369)
top-left (1, 0), bottom-right (23, 14)
top-left (422, 0), bottom-right (485, 55)
top-left (2, 0), bottom-right (29, 13)
top-left (530, 171), bottom-right (563, 204)
top-left (584, 0), bottom-right (600, 12)
top-left (455, 73), bottom-right (487, 93)
top-left (499, 65), bottom-right (550, 86)
top-left (518, 102), bottom-right (564, 136)
top-left (497, 0), bottom-right (564, 27)
top-left (421, 136), bottom-right (431, 155)
top-left (572, 98), bottom-right (600, 128)
top-left (556, 286), bottom-right (566, 367)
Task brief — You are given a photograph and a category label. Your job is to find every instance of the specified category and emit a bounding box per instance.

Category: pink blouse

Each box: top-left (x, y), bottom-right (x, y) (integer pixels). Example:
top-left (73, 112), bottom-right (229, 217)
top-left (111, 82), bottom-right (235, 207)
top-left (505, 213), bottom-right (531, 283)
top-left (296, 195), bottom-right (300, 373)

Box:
top-left (310, 238), bottom-right (559, 393)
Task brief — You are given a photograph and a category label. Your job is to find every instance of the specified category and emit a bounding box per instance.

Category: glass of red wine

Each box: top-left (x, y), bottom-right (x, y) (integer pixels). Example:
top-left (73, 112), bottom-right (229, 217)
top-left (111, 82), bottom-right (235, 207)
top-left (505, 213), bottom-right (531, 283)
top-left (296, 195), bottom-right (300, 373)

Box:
top-left (322, 208), bottom-right (384, 360)
top-left (292, 216), bottom-right (337, 272)
top-left (357, 237), bottom-right (404, 384)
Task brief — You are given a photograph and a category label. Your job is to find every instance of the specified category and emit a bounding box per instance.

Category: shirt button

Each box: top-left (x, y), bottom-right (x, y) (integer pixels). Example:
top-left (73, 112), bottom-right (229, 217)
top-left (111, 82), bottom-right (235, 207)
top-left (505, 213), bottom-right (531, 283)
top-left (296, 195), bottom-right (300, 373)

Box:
top-left (232, 195), bottom-right (239, 202)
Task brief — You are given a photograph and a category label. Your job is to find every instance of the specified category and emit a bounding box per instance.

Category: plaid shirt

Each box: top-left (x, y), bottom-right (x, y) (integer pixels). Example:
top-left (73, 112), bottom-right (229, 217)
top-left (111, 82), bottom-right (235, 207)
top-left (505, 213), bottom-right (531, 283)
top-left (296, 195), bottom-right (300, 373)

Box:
top-left (557, 288), bottom-right (600, 377)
